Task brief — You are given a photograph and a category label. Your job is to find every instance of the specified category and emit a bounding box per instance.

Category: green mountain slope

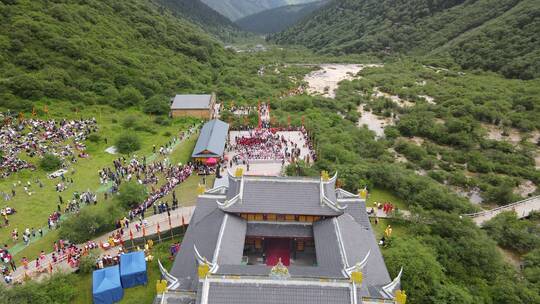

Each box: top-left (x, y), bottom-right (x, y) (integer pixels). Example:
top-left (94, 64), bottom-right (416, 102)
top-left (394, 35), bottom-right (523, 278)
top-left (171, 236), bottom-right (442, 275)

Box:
top-left (236, 1), bottom-right (329, 34)
top-left (201, 0), bottom-right (319, 20)
top-left (272, 0), bottom-right (540, 79)
top-left (155, 0), bottom-right (249, 42)
top-left (0, 0), bottom-right (225, 111)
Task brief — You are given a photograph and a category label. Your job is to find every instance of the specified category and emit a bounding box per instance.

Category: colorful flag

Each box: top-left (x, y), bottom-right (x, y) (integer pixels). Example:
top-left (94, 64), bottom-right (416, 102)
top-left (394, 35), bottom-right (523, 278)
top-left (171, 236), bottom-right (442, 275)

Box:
top-left (157, 223), bottom-right (161, 235)
top-left (129, 229), bottom-right (133, 240)
top-left (142, 226), bottom-right (146, 237)
top-left (182, 216), bottom-right (185, 227)
top-left (168, 214), bottom-right (172, 229)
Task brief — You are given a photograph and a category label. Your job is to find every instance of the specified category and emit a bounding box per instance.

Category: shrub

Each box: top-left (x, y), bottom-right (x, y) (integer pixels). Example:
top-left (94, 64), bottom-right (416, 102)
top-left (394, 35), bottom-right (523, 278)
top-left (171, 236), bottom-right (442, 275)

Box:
top-left (116, 181), bottom-right (147, 210)
top-left (39, 154), bottom-right (62, 171)
top-left (78, 252), bottom-right (98, 274)
top-left (115, 132), bottom-right (141, 154)
top-left (122, 115), bottom-right (138, 129)
top-left (117, 86), bottom-right (144, 106)
top-left (154, 117), bottom-right (171, 126)
top-left (87, 133), bottom-right (101, 143)
top-left (134, 124), bottom-right (156, 134)
top-left (163, 131), bottom-right (172, 137)
top-left (59, 206), bottom-right (121, 243)
top-left (142, 94), bottom-right (170, 115)
top-left (0, 273), bottom-right (77, 303)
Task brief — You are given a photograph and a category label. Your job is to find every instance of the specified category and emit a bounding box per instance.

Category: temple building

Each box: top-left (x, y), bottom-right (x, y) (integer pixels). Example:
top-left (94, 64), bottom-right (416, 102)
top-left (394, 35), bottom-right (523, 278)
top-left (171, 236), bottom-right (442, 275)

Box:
top-left (158, 171), bottom-right (404, 304)
top-left (191, 119), bottom-right (229, 162)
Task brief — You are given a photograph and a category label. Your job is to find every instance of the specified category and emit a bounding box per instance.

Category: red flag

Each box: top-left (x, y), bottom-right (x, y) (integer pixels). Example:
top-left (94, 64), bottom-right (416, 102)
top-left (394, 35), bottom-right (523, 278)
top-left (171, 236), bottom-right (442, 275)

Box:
top-left (301, 116), bottom-right (305, 126)
top-left (182, 216), bottom-right (185, 227)
top-left (142, 226), bottom-right (146, 237)
top-left (129, 229), bottom-right (133, 240)
top-left (157, 223), bottom-right (161, 235)
top-left (268, 100), bottom-right (271, 124)
top-left (287, 115), bottom-right (291, 126)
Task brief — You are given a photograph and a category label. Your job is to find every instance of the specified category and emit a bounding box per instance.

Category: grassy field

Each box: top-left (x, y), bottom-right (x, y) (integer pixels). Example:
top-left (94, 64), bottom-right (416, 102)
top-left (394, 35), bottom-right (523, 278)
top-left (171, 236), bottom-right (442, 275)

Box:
top-left (0, 102), bottom-right (199, 260)
top-left (71, 237), bottom-right (180, 304)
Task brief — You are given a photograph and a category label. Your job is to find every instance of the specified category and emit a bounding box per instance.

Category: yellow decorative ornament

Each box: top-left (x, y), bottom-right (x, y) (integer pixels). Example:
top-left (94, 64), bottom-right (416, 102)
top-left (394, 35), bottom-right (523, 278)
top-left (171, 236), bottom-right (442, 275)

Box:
top-left (350, 271), bottom-right (363, 284)
top-left (395, 290), bottom-right (407, 304)
top-left (359, 188), bottom-right (368, 199)
top-left (198, 263), bottom-right (210, 278)
top-left (156, 280), bottom-right (167, 293)
top-left (197, 184), bottom-right (206, 195)
top-left (235, 167), bottom-right (244, 177)
top-left (321, 170), bottom-right (329, 181)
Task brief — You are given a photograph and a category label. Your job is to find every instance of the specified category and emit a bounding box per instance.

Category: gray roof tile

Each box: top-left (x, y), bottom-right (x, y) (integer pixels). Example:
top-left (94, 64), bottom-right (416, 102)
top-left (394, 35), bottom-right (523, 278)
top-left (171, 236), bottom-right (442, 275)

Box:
top-left (336, 213), bottom-right (391, 286)
top-left (192, 119), bottom-right (229, 158)
top-left (200, 281), bottom-right (352, 304)
top-left (171, 94), bottom-right (212, 109)
top-left (169, 198), bottom-right (225, 290)
top-left (223, 178), bottom-right (342, 216)
top-left (215, 215), bottom-right (247, 265)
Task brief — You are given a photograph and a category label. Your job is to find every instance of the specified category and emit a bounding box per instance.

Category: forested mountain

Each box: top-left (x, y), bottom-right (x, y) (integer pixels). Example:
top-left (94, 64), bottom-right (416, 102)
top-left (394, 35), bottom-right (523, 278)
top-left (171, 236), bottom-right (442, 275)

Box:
top-left (272, 0), bottom-right (540, 79)
top-left (154, 0), bottom-right (249, 42)
top-left (236, 1), bottom-right (329, 34)
top-left (0, 0), bottom-right (227, 112)
top-left (201, 0), bottom-right (319, 20)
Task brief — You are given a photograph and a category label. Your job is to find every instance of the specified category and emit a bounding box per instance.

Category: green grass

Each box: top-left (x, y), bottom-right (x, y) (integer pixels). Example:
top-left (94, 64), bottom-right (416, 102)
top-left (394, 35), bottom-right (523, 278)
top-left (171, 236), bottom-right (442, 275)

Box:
top-left (71, 238), bottom-right (180, 304)
top-left (366, 188), bottom-right (407, 210)
top-left (0, 102), bottom-right (198, 260)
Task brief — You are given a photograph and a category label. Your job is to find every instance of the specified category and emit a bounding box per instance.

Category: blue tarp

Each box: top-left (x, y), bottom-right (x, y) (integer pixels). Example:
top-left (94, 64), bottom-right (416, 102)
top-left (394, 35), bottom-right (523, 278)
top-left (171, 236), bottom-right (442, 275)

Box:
top-left (120, 251), bottom-right (148, 288)
top-left (92, 265), bottom-right (123, 304)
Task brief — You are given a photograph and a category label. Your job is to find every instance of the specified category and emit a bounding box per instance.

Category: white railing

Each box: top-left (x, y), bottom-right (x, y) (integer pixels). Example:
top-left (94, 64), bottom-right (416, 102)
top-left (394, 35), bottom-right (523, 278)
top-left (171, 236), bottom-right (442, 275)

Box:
top-left (463, 195), bottom-right (540, 217)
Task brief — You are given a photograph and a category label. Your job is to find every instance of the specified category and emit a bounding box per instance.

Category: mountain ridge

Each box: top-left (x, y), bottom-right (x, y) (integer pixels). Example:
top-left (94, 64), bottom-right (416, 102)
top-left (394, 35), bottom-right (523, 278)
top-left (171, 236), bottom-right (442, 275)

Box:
top-left (201, 0), bottom-right (319, 20)
top-left (272, 0), bottom-right (540, 79)
top-left (236, 1), bottom-right (329, 34)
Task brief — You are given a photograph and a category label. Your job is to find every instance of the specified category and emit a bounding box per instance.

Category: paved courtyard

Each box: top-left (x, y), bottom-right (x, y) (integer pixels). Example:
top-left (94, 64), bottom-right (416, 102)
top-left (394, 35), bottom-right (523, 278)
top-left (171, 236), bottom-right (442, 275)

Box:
top-left (225, 130), bottom-right (313, 176)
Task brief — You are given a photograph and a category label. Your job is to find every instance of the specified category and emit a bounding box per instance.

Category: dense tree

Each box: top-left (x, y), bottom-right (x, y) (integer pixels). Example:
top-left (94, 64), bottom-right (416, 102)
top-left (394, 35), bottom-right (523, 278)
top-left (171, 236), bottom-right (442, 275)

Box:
top-left (115, 132), bottom-right (141, 154)
top-left (116, 181), bottom-right (148, 210)
top-left (39, 154), bottom-right (62, 172)
top-left (142, 94), bottom-right (170, 115)
top-left (483, 211), bottom-right (540, 253)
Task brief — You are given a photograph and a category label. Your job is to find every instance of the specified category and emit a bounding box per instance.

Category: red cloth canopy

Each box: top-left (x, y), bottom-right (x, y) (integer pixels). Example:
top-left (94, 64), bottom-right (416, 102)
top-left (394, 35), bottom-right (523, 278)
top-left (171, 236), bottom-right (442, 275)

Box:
top-left (206, 157), bottom-right (217, 165)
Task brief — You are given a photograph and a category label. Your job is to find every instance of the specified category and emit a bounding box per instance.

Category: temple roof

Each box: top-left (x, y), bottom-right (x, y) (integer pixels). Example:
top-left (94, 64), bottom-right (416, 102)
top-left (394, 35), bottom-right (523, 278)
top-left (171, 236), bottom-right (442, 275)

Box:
top-left (169, 175), bottom-right (398, 302)
top-left (220, 175), bottom-right (344, 216)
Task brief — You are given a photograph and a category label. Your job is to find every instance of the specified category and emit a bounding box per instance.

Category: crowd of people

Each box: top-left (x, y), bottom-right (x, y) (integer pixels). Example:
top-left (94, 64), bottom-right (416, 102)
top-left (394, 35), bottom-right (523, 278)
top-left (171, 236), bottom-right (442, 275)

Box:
top-left (99, 154), bottom-right (193, 217)
top-left (0, 116), bottom-right (98, 178)
top-left (227, 126), bottom-right (316, 166)
top-left (133, 164), bottom-right (193, 215)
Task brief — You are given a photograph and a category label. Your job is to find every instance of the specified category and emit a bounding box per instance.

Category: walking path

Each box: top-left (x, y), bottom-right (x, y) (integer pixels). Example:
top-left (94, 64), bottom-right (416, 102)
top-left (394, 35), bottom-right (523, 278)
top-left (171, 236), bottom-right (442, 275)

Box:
top-left (7, 206), bottom-right (195, 283)
top-left (464, 195), bottom-right (540, 226)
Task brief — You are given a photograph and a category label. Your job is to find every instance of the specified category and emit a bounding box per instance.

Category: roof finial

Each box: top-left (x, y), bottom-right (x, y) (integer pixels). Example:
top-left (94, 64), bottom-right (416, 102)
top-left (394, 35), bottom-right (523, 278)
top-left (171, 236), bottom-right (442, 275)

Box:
top-left (235, 167), bottom-right (244, 177)
top-left (321, 170), bottom-right (329, 182)
top-left (269, 258), bottom-right (290, 279)
top-left (197, 184), bottom-right (206, 195)
top-left (395, 290), bottom-right (407, 304)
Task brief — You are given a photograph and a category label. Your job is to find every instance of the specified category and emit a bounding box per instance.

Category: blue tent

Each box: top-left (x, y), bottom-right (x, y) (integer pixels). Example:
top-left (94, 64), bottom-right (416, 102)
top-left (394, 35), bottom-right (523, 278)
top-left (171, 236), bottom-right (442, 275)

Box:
top-left (92, 266), bottom-right (123, 304)
top-left (120, 251), bottom-right (148, 288)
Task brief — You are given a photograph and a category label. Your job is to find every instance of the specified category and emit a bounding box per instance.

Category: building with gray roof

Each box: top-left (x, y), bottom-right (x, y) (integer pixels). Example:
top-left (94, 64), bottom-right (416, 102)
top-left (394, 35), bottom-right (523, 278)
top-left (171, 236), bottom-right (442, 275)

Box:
top-left (191, 119), bottom-right (229, 160)
top-left (159, 172), bottom-right (404, 304)
top-left (170, 94), bottom-right (216, 119)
